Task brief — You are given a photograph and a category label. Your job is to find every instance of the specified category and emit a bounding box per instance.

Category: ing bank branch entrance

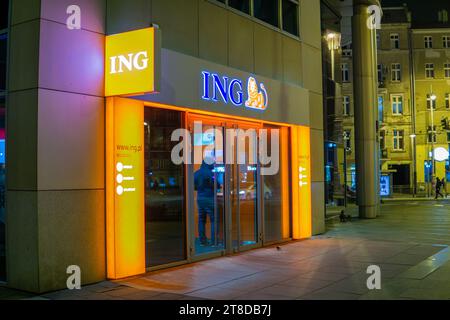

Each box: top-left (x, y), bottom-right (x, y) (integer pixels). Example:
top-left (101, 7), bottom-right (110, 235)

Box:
top-left (106, 97), bottom-right (312, 279)
top-left (104, 27), bottom-right (312, 280)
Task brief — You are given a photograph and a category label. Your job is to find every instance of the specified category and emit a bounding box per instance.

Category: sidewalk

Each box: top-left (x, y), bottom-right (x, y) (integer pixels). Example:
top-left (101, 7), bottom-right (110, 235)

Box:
top-left (1, 201), bottom-right (450, 300)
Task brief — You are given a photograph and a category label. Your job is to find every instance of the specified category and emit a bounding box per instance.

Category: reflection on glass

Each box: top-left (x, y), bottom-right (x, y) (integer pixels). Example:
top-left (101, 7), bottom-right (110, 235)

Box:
top-left (254, 0), bottom-right (279, 28)
top-left (0, 34), bottom-right (7, 94)
top-left (144, 108), bottom-right (186, 267)
top-left (238, 133), bottom-right (258, 246)
top-left (0, 0), bottom-right (8, 31)
top-left (263, 126), bottom-right (282, 242)
top-left (0, 96), bottom-right (5, 281)
top-left (193, 126), bottom-right (225, 255)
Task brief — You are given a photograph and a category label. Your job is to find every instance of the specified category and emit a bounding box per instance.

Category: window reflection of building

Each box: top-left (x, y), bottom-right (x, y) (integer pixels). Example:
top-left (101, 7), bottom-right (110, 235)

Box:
top-left (144, 108), bottom-right (186, 268)
top-left (0, 0), bottom-right (8, 282)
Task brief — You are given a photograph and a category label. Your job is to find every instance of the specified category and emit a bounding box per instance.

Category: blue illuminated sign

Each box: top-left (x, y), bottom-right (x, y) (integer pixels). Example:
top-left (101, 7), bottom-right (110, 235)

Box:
top-left (202, 71), bottom-right (268, 111)
top-left (380, 175), bottom-right (390, 197)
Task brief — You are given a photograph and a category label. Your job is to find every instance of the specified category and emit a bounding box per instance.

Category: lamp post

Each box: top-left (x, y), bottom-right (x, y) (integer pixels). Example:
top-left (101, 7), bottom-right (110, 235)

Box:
top-left (410, 134), bottom-right (416, 197)
top-left (429, 86), bottom-right (437, 197)
top-left (325, 30), bottom-right (341, 81)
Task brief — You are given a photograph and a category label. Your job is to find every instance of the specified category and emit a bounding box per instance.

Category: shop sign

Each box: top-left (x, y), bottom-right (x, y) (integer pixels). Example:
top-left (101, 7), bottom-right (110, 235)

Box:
top-left (201, 71), bottom-right (269, 111)
top-left (105, 27), bottom-right (161, 97)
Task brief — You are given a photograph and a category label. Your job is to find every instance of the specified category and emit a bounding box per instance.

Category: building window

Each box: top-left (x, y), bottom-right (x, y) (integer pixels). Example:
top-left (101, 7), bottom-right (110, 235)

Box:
top-left (228, 0), bottom-right (251, 14)
top-left (0, 0), bottom-right (8, 30)
top-left (378, 95), bottom-right (384, 122)
top-left (380, 130), bottom-right (386, 150)
top-left (343, 96), bottom-right (350, 116)
top-left (393, 130), bottom-right (404, 150)
top-left (425, 63), bottom-right (435, 79)
top-left (377, 64), bottom-right (383, 84)
top-left (282, 0), bottom-right (299, 37)
top-left (214, 0), bottom-right (299, 37)
top-left (427, 94), bottom-right (437, 109)
top-left (424, 36), bottom-right (433, 49)
top-left (344, 130), bottom-right (351, 150)
top-left (391, 63), bottom-right (401, 82)
top-left (443, 35), bottom-right (450, 48)
top-left (341, 63), bottom-right (349, 82)
top-left (376, 32), bottom-right (381, 48)
top-left (447, 131), bottom-right (450, 142)
top-left (428, 126), bottom-right (437, 143)
top-left (446, 93), bottom-right (450, 109)
top-left (391, 95), bottom-right (403, 115)
top-left (254, 0), bottom-right (279, 28)
top-left (445, 63), bottom-right (450, 78)
top-left (390, 33), bottom-right (399, 49)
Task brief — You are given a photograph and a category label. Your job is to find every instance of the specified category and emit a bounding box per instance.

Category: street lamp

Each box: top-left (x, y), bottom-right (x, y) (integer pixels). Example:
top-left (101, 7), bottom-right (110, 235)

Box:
top-left (325, 30), bottom-right (341, 81)
top-left (410, 134), bottom-right (417, 197)
top-left (429, 86), bottom-right (437, 197)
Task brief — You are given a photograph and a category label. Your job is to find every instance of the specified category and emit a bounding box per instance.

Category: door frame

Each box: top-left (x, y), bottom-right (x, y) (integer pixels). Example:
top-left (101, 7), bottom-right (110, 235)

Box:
top-left (187, 113), bottom-right (264, 260)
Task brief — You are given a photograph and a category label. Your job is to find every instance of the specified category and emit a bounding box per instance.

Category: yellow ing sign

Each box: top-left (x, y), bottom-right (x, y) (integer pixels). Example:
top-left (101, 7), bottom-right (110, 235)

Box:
top-left (105, 27), bottom-right (160, 97)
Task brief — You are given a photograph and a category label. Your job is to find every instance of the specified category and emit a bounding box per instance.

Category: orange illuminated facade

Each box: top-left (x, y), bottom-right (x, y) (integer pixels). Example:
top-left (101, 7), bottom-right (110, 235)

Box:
top-left (105, 96), bottom-right (312, 279)
top-left (104, 27), bottom-right (313, 280)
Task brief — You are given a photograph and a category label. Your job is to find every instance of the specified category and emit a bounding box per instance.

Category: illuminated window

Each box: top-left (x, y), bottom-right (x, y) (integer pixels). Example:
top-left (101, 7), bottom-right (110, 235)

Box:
top-left (425, 63), bottom-right (434, 79)
top-left (444, 63), bottom-right (450, 78)
top-left (391, 63), bottom-right (401, 82)
top-left (393, 130), bottom-right (404, 150)
top-left (443, 36), bottom-right (450, 48)
top-left (424, 36), bottom-right (433, 49)
top-left (390, 33), bottom-right (399, 49)
top-left (391, 94), bottom-right (403, 115)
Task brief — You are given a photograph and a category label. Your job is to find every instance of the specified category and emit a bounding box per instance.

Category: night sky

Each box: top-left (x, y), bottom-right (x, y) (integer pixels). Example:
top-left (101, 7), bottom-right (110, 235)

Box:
top-left (381, 0), bottom-right (450, 26)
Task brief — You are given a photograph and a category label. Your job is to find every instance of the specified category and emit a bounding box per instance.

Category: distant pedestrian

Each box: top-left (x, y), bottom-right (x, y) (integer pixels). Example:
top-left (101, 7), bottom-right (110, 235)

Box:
top-left (435, 177), bottom-right (444, 199)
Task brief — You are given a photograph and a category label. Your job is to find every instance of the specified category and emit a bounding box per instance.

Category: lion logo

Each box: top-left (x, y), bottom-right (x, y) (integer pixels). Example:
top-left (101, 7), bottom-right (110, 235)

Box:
top-left (245, 77), bottom-right (268, 111)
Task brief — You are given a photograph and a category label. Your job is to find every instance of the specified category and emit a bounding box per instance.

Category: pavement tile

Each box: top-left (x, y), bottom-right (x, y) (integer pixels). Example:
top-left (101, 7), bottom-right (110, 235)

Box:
top-left (234, 291), bottom-right (294, 300)
top-left (399, 288), bottom-right (450, 300)
top-left (187, 287), bottom-right (248, 300)
top-left (255, 284), bottom-right (316, 299)
top-left (301, 288), bottom-right (361, 300)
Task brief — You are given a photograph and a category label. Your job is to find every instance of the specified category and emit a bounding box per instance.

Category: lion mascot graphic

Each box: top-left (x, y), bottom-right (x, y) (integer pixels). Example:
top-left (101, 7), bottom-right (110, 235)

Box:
top-left (245, 77), bottom-right (268, 111)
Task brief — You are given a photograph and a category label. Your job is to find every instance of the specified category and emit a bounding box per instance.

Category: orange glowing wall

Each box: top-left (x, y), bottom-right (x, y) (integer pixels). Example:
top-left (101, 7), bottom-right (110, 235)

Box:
top-left (291, 125), bottom-right (312, 239)
top-left (106, 97), bottom-right (145, 279)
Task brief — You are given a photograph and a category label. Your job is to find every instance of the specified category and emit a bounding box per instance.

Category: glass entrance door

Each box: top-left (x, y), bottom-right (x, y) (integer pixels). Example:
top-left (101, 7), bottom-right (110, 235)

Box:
top-left (192, 121), bottom-right (226, 256)
top-left (189, 116), bottom-right (261, 257)
top-left (231, 126), bottom-right (260, 251)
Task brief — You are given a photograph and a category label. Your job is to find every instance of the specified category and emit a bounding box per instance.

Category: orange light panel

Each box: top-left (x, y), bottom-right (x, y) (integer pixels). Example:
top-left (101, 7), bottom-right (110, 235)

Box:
top-left (106, 97), bottom-right (145, 279)
top-left (291, 125), bottom-right (312, 239)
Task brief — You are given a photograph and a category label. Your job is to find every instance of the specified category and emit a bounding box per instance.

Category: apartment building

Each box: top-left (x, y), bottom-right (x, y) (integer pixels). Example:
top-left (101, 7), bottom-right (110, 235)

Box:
top-left (340, 5), bottom-right (450, 196)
